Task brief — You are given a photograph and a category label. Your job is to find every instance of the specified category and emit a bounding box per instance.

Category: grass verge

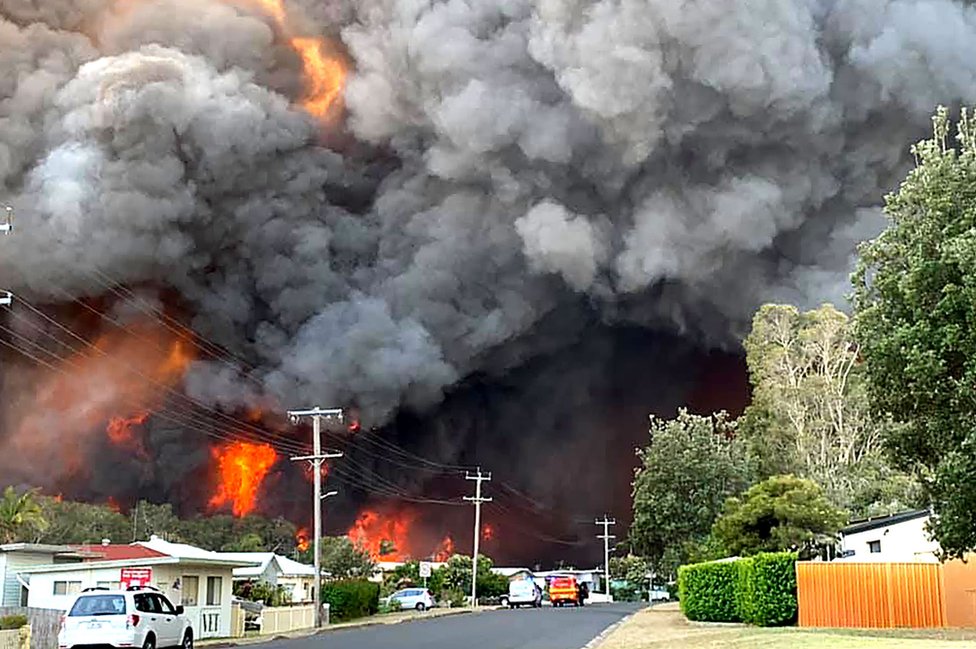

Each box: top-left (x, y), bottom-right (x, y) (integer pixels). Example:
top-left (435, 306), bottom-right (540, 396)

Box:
top-left (596, 604), bottom-right (976, 649)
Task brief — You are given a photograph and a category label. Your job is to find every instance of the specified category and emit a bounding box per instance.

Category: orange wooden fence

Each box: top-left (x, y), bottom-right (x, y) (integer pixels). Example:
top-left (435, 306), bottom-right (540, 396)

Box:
top-left (797, 562), bottom-right (947, 628)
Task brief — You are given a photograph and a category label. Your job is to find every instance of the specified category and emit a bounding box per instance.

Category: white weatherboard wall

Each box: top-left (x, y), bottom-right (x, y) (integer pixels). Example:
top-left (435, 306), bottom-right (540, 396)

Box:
top-left (25, 564), bottom-right (236, 639)
top-left (839, 515), bottom-right (940, 562)
top-left (1, 551), bottom-right (58, 607)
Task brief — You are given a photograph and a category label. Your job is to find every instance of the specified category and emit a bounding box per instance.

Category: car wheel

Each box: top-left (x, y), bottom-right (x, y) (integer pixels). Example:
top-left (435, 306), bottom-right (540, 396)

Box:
top-left (416, 603), bottom-right (426, 612)
top-left (182, 630), bottom-right (193, 649)
top-left (142, 634), bottom-right (156, 649)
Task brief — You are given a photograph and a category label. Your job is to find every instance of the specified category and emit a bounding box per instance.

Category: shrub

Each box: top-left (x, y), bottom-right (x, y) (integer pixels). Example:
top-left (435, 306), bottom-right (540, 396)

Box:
top-left (678, 560), bottom-right (739, 622)
top-left (438, 588), bottom-right (467, 608)
top-left (0, 614), bottom-right (27, 630)
top-left (742, 552), bottom-right (797, 626)
top-left (320, 580), bottom-right (380, 621)
top-left (680, 552), bottom-right (798, 627)
top-left (735, 558), bottom-right (757, 623)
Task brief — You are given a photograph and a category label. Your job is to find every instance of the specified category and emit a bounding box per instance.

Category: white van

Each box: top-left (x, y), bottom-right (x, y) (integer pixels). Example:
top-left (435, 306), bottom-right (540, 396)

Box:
top-left (505, 579), bottom-right (542, 608)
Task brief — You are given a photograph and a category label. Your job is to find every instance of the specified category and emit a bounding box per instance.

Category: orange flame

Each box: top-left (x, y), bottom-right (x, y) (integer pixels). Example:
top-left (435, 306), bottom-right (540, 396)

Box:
top-left (296, 527), bottom-right (310, 552)
top-left (347, 509), bottom-right (414, 561)
top-left (209, 441), bottom-right (278, 517)
top-left (482, 524), bottom-right (494, 542)
top-left (240, 0), bottom-right (346, 118)
top-left (432, 536), bottom-right (455, 562)
top-left (107, 496), bottom-right (121, 513)
top-left (8, 320), bottom-right (195, 476)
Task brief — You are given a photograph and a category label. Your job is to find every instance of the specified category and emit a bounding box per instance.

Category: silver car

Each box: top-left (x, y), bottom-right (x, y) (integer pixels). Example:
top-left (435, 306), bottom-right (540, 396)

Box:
top-left (384, 588), bottom-right (435, 611)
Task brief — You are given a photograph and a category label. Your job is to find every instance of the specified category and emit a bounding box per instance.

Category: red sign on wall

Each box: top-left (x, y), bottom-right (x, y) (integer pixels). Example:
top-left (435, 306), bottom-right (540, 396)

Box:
top-left (120, 567), bottom-right (153, 589)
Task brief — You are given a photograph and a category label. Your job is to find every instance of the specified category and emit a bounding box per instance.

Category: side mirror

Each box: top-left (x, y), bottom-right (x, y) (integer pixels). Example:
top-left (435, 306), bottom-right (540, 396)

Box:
top-left (175, 605), bottom-right (184, 615)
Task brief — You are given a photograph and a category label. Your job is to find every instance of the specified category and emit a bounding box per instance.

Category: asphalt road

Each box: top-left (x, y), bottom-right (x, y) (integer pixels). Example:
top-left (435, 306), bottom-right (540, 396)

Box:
top-left (256, 603), bottom-right (643, 649)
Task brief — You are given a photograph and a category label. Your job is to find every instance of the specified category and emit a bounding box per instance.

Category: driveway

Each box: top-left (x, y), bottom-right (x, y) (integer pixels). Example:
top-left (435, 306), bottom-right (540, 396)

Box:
top-left (256, 603), bottom-right (642, 649)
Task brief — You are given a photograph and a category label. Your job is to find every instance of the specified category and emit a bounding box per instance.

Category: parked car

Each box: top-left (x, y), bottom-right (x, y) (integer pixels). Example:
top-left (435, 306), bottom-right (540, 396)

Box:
top-left (59, 588), bottom-right (194, 649)
top-left (383, 588), bottom-right (436, 611)
top-left (506, 579), bottom-right (542, 608)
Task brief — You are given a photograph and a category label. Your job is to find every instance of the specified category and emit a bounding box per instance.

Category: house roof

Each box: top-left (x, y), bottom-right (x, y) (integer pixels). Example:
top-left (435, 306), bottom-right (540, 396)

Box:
top-left (841, 509), bottom-right (931, 536)
top-left (275, 555), bottom-right (316, 577)
top-left (492, 567), bottom-right (533, 577)
top-left (136, 536), bottom-right (258, 568)
top-left (0, 543), bottom-right (79, 555)
top-left (72, 545), bottom-right (169, 562)
top-left (19, 538), bottom-right (259, 576)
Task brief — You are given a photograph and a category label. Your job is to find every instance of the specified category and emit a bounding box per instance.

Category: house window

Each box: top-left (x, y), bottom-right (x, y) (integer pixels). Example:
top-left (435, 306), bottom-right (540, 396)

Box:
top-left (869, 540), bottom-right (882, 554)
top-left (19, 586), bottom-right (28, 607)
top-left (96, 581), bottom-right (120, 590)
top-left (53, 581), bottom-right (82, 596)
top-left (206, 576), bottom-right (222, 606)
top-left (182, 576), bottom-right (199, 607)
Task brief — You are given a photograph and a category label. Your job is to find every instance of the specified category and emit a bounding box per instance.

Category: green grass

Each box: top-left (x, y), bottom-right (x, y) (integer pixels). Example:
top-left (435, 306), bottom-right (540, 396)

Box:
top-left (596, 605), bottom-right (976, 649)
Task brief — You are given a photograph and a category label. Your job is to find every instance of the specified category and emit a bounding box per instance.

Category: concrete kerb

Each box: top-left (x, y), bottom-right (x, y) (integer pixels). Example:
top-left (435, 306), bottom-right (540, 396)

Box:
top-left (199, 607), bottom-right (494, 647)
top-left (583, 605), bottom-right (651, 649)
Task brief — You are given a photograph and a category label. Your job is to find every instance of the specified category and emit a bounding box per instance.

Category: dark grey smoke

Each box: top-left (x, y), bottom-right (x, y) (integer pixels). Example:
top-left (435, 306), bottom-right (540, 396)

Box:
top-left (1, 0), bottom-right (974, 548)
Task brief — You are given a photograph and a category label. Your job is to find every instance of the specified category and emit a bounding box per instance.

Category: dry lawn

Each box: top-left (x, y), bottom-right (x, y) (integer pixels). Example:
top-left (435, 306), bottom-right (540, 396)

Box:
top-left (596, 604), bottom-right (976, 649)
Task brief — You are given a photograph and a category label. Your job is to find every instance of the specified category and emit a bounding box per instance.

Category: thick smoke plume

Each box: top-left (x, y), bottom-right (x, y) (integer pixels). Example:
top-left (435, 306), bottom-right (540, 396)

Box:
top-left (2, 0), bottom-right (976, 558)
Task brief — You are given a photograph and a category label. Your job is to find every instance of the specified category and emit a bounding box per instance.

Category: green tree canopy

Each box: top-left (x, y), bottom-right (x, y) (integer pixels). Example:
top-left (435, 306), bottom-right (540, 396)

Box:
top-left (853, 106), bottom-right (976, 558)
top-left (0, 487), bottom-right (47, 543)
top-left (739, 303), bottom-right (919, 515)
top-left (439, 554), bottom-right (508, 598)
top-left (711, 475), bottom-right (847, 558)
top-left (629, 409), bottom-right (751, 576)
top-left (318, 536), bottom-right (376, 579)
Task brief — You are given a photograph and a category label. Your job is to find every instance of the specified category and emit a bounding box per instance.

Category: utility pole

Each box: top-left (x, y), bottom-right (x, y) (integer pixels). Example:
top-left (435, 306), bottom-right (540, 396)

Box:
top-left (595, 516), bottom-right (616, 602)
top-left (463, 467), bottom-right (491, 608)
top-left (1, 204), bottom-right (12, 306)
top-left (289, 407), bottom-right (344, 628)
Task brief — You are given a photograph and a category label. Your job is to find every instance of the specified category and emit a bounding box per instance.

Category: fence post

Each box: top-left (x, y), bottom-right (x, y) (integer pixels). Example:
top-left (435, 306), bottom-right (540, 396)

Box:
top-left (18, 625), bottom-right (29, 649)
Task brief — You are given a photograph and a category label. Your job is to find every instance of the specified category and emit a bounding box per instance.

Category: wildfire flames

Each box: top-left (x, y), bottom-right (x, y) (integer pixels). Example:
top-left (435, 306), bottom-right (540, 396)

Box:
top-left (348, 508), bottom-right (412, 561)
top-left (209, 441), bottom-right (278, 517)
top-left (483, 524), bottom-right (495, 542)
top-left (9, 321), bottom-right (194, 476)
top-left (246, 0), bottom-right (346, 118)
top-left (432, 536), bottom-right (455, 562)
top-left (296, 528), bottom-right (310, 552)
top-left (347, 507), bottom-right (457, 562)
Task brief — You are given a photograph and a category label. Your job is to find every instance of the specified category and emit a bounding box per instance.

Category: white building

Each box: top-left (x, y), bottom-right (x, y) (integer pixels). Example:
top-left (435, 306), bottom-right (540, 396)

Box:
top-left (0, 544), bottom-right (87, 607)
top-left (837, 509), bottom-right (939, 563)
top-left (224, 552), bottom-right (318, 604)
top-left (19, 536), bottom-right (256, 639)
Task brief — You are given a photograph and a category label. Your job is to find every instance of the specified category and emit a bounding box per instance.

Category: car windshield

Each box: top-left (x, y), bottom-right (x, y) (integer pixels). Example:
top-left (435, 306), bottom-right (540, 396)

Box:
top-left (69, 595), bottom-right (126, 617)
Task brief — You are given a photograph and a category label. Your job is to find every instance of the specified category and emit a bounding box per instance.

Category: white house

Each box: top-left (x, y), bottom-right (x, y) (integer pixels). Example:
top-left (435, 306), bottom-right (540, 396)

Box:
top-left (223, 552), bottom-right (318, 604)
top-left (18, 536), bottom-right (256, 639)
top-left (837, 509), bottom-right (939, 563)
top-left (0, 544), bottom-right (88, 607)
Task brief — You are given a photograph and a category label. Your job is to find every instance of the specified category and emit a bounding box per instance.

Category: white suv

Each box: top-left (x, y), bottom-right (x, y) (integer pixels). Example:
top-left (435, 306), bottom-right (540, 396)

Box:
top-left (59, 587), bottom-right (194, 649)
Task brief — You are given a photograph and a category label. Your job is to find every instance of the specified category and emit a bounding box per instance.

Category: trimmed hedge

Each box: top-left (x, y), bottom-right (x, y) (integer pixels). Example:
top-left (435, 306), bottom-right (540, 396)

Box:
top-left (678, 552), bottom-right (797, 626)
top-left (678, 560), bottom-right (739, 622)
top-left (744, 552), bottom-right (797, 626)
top-left (320, 579), bottom-right (380, 622)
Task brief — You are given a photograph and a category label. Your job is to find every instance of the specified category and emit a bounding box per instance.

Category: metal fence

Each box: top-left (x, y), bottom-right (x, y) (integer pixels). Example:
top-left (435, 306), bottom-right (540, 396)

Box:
top-left (0, 607), bottom-right (61, 649)
top-left (797, 562), bottom-right (947, 628)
